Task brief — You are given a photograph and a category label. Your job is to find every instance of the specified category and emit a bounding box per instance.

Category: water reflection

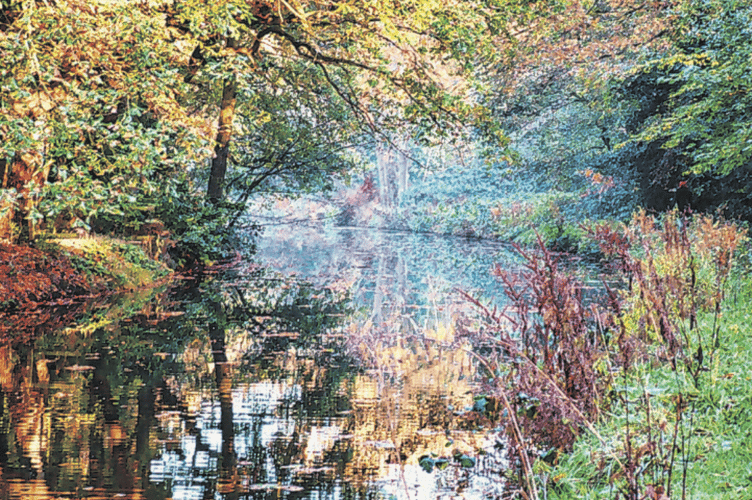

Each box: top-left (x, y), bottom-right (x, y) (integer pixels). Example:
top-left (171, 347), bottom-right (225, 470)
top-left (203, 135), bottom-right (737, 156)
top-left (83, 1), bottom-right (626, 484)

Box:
top-left (1, 227), bottom-right (515, 499)
top-left (255, 225), bottom-right (515, 316)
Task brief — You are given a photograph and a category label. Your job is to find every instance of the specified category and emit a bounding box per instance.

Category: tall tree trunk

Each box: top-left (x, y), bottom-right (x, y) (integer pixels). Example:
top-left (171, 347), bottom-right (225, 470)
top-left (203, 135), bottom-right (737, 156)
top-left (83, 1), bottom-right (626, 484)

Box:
top-left (207, 38), bottom-right (238, 205)
top-left (396, 136), bottom-right (409, 203)
top-left (376, 142), bottom-right (398, 210)
top-left (4, 152), bottom-right (46, 243)
top-left (0, 158), bottom-right (11, 242)
top-left (376, 139), bottom-right (409, 211)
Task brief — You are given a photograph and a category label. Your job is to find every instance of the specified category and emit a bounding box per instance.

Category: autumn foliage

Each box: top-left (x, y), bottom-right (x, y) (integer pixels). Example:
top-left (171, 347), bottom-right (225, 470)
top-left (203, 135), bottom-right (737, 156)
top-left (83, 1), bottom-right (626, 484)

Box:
top-left (0, 243), bottom-right (93, 310)
top-left (0, 242), bottom-right (101, 341)
top-left (465, 210), bottom-right (747, 498)
top-left (587, 209), bottom-right (747, 391)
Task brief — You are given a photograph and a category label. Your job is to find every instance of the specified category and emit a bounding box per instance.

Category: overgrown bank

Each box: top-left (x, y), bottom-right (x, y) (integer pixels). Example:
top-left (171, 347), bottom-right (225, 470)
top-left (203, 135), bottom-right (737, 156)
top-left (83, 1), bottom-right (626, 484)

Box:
top-left (466, 210), bottom-right (752, 499)
top-left (0, 237), bottom-right (171, 338)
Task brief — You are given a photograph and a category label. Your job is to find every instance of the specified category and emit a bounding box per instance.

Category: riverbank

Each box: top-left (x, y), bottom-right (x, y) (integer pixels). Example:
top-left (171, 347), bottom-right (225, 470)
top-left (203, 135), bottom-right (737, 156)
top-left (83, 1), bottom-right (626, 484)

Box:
top-left (477, 210), bottom-right (752, 499)
top-left (0, 237), bottom-right (171, 338)
top-left (247, 188), bottom-right (611, 256)
top-left (546, 264), bottom-right (752, 499)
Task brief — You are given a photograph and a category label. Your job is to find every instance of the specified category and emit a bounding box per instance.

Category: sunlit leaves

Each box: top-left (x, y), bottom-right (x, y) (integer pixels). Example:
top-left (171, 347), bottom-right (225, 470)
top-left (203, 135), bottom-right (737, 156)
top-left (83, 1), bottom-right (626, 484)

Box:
top-left (0, 0), bottom-right (211, 235)
top-left (625, 0), bottom-right (752, 175)
top-left (0, 0), bottom-right (687, 245)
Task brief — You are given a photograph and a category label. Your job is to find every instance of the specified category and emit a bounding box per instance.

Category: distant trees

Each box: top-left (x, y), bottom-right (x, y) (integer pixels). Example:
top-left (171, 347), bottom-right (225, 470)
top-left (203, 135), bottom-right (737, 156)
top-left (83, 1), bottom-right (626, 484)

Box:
top-left (471, 0), bottom-right (752, 223)
top-left (168, 0), bottom-right (522, 207)
top-left (375, 138), bottom-right (410, 211)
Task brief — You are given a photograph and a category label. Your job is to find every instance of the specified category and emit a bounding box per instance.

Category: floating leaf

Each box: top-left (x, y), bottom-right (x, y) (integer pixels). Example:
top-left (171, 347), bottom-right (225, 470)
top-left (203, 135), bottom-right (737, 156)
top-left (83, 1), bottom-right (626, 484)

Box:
top-left (456, 454), bottom-right (476, 468)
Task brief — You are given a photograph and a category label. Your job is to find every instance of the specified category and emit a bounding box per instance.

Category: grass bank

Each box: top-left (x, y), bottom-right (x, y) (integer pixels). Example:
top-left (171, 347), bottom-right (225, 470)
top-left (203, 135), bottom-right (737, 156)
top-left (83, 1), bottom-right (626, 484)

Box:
top-left (546, 266), bottom-right (752, 499)
top-left (468, 209), bottom-right (752, 499)
top-left (50, 237), bottom-right (171, 290)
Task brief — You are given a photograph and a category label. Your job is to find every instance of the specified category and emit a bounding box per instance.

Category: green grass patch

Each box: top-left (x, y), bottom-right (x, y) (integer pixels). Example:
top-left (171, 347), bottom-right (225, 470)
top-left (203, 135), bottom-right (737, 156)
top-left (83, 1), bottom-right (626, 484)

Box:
top-left (543, 250), bottom-right (752, 499)
top-left (42, 237), bottom-right (170, 290)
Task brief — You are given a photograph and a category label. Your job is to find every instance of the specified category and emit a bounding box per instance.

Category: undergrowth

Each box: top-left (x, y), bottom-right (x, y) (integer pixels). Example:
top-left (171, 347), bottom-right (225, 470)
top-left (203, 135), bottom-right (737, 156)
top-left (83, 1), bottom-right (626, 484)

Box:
top-left (464, 209), bottom-right (749, 499)
top-left (40, 237), bottom-right (170, 289)
top-left (398, 153), bottom-right (637, 252)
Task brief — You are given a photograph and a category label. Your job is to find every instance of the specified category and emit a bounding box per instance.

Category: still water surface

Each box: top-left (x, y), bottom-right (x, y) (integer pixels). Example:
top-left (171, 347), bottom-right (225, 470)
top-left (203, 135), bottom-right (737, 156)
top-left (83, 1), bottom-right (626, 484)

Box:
top-left (1, 225), bottom-right (521, 500)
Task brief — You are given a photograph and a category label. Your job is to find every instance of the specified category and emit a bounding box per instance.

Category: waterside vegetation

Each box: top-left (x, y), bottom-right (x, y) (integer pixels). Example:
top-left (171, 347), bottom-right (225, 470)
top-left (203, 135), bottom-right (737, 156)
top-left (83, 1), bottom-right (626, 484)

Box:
top-left (461, 210), bottom-right (751, 499)
top-left (0, 235), bottom-right (171, 338)
top-left (2, 0), bottom-right (752, 498)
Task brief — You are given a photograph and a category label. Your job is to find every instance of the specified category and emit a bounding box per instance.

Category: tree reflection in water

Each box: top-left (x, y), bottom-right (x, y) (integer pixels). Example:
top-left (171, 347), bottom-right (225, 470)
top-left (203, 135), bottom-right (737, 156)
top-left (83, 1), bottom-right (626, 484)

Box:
top-left (0, 230), bottom-right (514, 499)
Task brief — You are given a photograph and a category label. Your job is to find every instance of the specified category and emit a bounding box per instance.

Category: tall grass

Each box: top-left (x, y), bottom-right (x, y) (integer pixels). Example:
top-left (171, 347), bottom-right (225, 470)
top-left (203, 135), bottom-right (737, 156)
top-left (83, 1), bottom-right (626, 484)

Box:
top-left (464, 209), bottom-right (749, 499)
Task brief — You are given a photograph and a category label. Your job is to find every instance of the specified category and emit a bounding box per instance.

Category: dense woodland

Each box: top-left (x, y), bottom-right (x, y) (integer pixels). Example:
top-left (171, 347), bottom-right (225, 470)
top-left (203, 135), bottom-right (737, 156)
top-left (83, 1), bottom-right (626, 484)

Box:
top-left (2, 0), bottom-right (750, 258)
top-left (2, 0), bottom-right (752, 499)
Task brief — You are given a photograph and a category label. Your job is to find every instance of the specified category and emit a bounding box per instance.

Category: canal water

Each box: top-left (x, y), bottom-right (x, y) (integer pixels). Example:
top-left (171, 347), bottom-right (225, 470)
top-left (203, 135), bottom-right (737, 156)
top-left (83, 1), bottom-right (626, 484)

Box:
top-left (0, 224), bottom-right (523, 500)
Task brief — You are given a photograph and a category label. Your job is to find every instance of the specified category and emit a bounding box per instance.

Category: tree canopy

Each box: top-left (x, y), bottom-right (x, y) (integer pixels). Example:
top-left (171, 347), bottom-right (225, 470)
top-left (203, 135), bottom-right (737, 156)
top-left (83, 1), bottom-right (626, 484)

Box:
top-left (628, 0), bottom-right (752, 176)
top-left (0, 0), bottom-right (208, 241)
top-left (2, 0), bottom-right (526, 244)
top-left (4, 0), bottom-right (748, 249)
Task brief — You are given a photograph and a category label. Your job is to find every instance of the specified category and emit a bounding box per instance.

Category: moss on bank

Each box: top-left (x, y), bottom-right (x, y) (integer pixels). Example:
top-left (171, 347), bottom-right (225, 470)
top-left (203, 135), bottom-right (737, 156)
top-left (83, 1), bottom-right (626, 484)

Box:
top-left (52, 237), bottom-right (170, 290)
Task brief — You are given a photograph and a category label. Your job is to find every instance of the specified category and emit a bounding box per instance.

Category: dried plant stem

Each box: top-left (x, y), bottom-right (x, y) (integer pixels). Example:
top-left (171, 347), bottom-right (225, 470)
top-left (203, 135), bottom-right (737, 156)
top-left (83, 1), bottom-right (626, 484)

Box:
top-left (485, 335), bottom-right (613, 453)
top-left (466, 349), bottom-right (540, 500)
top-left (666, 394), bottom-right (682, 499)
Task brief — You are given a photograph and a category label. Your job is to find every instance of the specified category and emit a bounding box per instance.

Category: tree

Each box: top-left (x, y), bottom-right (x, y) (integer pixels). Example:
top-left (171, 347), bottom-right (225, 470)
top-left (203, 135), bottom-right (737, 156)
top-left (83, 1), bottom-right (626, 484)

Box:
top-left (1, 0), bottom-right (514, 243)
top-left (375, 136), bottom-right (410, 210)
top-left (607, 0), bottom-right (752, 218)
top-left (628, 0), bottom-right (752, 175)
top-left (471, 0), bottom-right (684, 222)
top-left (162, 0), bottom-right (549, 206)
top-left (225, 60), bottom-right (371, 212)
top-left (1, 0), bottom-right (684, 246)
top-left (0, 0), bottom-right (207, 242)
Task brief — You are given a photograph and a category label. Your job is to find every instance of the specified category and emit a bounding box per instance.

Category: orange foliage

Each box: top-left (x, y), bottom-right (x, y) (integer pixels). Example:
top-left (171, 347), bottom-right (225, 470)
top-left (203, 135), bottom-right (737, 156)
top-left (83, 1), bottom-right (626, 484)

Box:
top-left (0, 244), bottom-right (94, 311)
top-left (499, 0), bottom-right (678, 92)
